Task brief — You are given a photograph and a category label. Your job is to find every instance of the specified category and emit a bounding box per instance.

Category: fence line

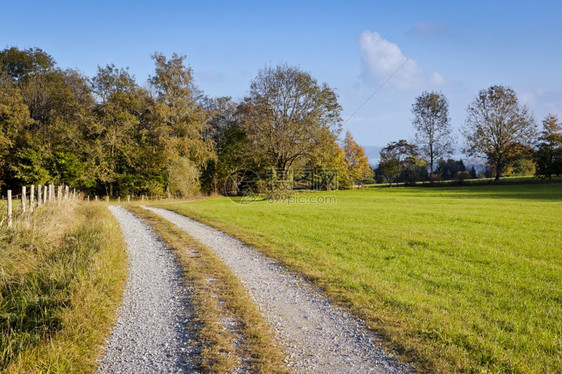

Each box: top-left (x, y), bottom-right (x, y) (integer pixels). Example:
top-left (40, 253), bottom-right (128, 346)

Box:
top-left (2, 185), bottom-right (165, 228)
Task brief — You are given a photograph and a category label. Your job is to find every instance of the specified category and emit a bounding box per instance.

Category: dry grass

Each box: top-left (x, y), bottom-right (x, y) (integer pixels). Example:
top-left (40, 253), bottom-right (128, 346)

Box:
top-left (128, 206), bottom-right (288, 374)
top-left (0, 201), bottom-right (127, 373)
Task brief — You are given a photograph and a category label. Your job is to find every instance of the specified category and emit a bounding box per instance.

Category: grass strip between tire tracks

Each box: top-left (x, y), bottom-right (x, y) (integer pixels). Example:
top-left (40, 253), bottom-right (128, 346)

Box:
top-left (128, 206), bottom-right (288, 374)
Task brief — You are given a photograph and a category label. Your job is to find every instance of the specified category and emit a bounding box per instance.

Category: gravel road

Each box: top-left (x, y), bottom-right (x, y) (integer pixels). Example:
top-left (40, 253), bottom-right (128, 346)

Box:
top-left (97, 206), bottom-right (199, 374)
top-left (146, 206), bottom-right (412, 374)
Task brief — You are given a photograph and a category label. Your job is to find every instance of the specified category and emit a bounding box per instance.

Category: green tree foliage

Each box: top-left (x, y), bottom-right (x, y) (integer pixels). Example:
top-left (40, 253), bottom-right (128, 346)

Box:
top-left (343, 131), bottom-right (372, 185)
top-left (435, 158), bottom-right (466, 180)
top-left (91, 64), bottom-right (150, 195)
top-left (379, 140), bottom-right (426, 185)
top-left (1, 47), bottom-right (98, 188)
top-left (534, 114), bottom-right (562, 180)
top-left (0, 73), bottom-right (34, 183)
top-left (463, 85), bottom-right (536, 181)
top-left (0, 47), bottom-right (55, 82)
top-left (411, 91), bottom-right (453, 182)
top-left (237, 64), bottom-right (342, 179)
top-left (199, 97), bottom-right (248, 194)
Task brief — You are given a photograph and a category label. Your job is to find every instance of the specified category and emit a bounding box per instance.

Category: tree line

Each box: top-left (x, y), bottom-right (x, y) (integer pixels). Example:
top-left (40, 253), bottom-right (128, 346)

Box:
top-left (0, 47), bottom-right (371, 197)
top-left (376, 88), bottom-right (562, 185)
top-left (1, 47), bottom-right (560, 197)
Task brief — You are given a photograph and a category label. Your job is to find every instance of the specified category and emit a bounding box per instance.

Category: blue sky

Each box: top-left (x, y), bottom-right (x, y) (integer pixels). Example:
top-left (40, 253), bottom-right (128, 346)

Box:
top-left (2, 0), bottom-right (562, 156)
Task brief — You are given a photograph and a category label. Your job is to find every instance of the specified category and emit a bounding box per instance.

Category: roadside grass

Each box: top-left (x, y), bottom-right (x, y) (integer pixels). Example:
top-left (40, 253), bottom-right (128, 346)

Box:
top-left (152, 184), bottom-right (562, 373)
top-left (0, 201), bottom-right (127, 373)
top-left (128, 206), bottom-right (287, 374)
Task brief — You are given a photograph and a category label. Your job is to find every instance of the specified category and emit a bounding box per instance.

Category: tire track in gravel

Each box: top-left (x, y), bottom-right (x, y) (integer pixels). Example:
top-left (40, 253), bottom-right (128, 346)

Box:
top-left (145, 206), bottom-right (413, 374)
top-left (97, 206), bottom-right (199, 374)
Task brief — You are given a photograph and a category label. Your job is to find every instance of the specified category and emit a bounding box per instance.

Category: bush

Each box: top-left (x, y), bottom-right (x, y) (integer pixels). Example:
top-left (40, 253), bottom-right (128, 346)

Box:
top-left (166, 157), bottom-right (200, 198)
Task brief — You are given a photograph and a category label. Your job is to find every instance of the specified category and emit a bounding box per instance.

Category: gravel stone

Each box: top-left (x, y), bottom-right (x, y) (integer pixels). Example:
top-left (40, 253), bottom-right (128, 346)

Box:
top-left (146, 206), bottom-right (413, 374)
top-left (97, 206), bottom-right (199, 374)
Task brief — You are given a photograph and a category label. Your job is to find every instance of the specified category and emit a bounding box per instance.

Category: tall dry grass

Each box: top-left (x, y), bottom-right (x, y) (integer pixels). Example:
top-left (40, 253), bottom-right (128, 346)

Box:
top-left (0, 201), bottom-right (127, 373)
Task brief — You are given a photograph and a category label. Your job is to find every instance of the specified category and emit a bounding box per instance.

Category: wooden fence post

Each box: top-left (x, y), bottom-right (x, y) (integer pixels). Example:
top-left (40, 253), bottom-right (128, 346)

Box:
top-left (37, 184), bottom-right (42, 207)
top-left (30, 185), bottom-right (34, 212)
top-left (7, 190), bottom-right (12, 227)
top-left (117, 197), bottom-right (120, 204)
top-left (65, 185), bottom-right (69, 200)
top-left (106, 195), bottom-right (109, 203)
top-left (127, 195), bottom-right (131, 203)
top-left (22, 186), bottom-right (26, 213)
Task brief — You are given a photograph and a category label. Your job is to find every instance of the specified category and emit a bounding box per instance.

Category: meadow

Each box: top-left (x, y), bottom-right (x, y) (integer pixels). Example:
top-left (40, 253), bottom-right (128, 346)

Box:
top-left (156, 184), bottom-right (562, 373)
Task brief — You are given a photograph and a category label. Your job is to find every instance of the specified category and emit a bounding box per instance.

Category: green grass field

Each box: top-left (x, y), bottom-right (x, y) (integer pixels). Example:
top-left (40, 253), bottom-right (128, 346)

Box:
top-left (156, 184), bottom-right (562, 373)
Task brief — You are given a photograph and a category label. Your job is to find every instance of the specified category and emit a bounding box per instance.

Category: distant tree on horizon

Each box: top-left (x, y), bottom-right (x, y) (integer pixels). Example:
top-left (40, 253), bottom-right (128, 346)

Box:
top-left (463, 85), bottom-right (536, 181)
top-left (435, 158), bottom-right (466, 180)
top-left (379, 139), bottom-right (426, 186)
top-left (411, 91), bottom-right (453, 183)
top-left (534, 114), bottom-right (562, 181)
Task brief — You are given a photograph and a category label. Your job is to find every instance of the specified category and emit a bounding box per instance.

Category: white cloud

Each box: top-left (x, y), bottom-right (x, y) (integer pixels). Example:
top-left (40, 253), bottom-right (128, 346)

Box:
top-left (521, 89), bottom-right (562, 119)
top-left (430, 72), bottom-right (447, 86)
top-left (358, 31), bottom-right (446, 90)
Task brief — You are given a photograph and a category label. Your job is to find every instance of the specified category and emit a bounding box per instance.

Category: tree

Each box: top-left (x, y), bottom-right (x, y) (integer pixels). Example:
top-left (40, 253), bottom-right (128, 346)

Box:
top-left (237, 64), bottom-right (342, 179)
top-left (0, 47), bottom-right (55, 82)
top-left (0, 73), bottom-right (34, 183)
top-left (343, 131), bottom-right (372, 185)
top-left (199, 96), bottom-right (248, 194)
top-left (148, 53), bottom-right (215, 168)
top-left (91, 64), bottom-right (149, 196)
top-left (411, 91), bottom-right (453, 182)
top-left (463, 85), bottom-right (536, 181)
top-left (304, 128), bottom-right (350, 190)
top-left (534, 114), bottom-right (562, 181)
top-left (379, 139), bottom-right (419, 186)
top-left (435, 158), bottom-right (466, 180)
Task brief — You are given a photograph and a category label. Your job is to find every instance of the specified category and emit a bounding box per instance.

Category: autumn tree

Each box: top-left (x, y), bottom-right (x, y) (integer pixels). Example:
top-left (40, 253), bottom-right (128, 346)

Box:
top-left (343, 131), bottom-right (372, 185)
top-left (534, 114), bottom-right (562, 181)
top-left (304, 128), bottom-right (349, 190)
top-left (237, 64), bottom-right (342, 179)
top-left (411, 91), bottom-right (453, 182)
top-left (463, 85), bottom-right (536, 181)
top-left (149, 53), bottom-right (215, 167)
top-left (146, 53), bottom-right (217, 196)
